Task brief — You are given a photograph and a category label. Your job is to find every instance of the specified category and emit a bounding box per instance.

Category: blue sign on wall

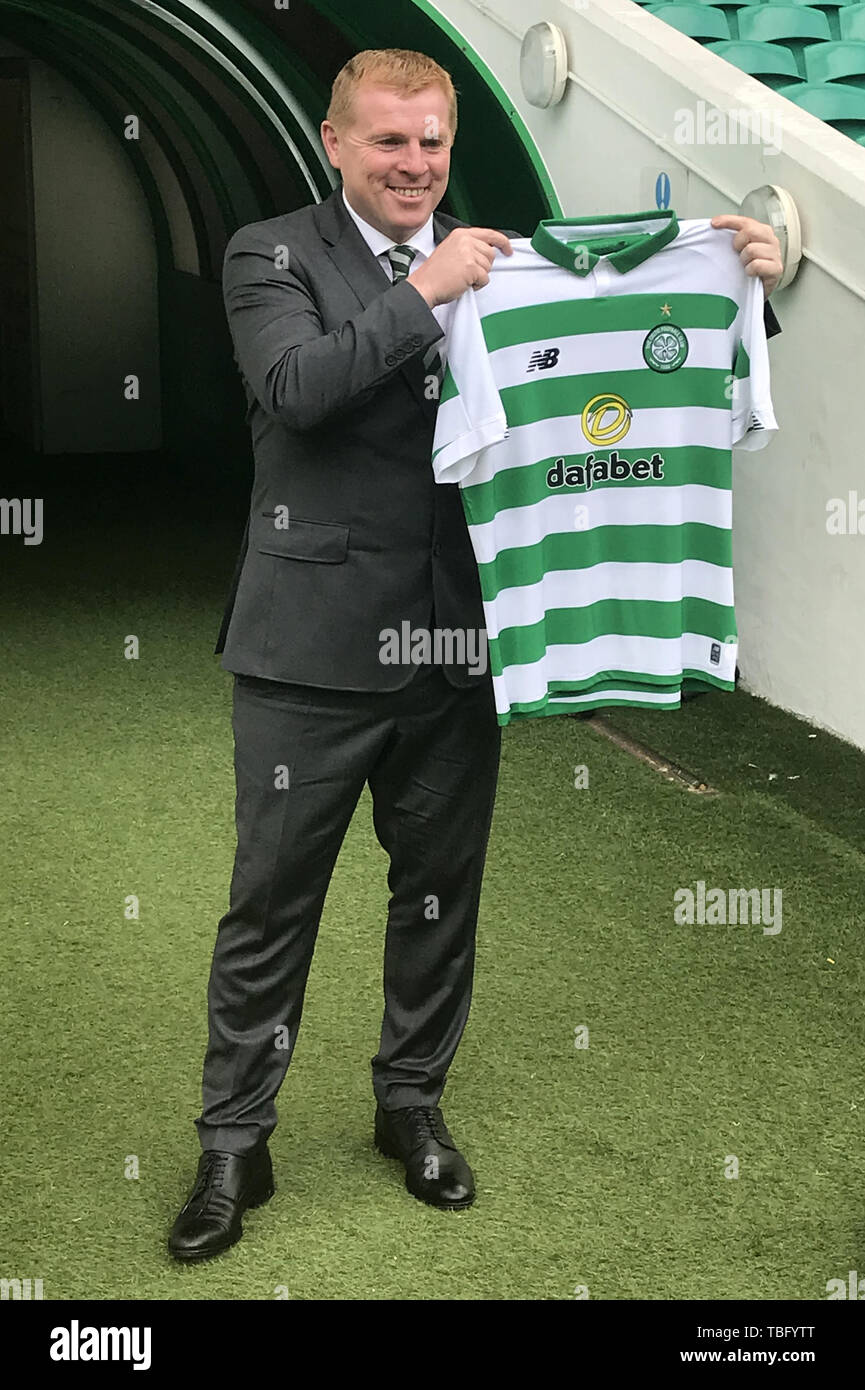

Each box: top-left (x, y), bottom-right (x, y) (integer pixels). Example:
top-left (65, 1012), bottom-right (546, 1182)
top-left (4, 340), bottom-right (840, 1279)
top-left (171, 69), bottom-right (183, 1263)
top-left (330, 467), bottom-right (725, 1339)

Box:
top-left (655, 172), bottom-right (671, 209)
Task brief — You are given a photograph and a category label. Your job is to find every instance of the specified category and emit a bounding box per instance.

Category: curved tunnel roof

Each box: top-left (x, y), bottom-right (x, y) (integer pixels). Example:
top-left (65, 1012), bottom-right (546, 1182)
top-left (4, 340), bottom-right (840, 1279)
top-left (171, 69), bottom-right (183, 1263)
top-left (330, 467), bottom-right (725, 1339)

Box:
top-left (0, 0), bottom-right (561, 278)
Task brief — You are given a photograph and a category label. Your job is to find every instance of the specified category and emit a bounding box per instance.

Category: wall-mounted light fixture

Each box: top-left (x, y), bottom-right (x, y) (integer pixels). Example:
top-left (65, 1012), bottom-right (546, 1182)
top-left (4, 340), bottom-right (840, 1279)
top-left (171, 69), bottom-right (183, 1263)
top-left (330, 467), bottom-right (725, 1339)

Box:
top-left (740, 185), bottom-right (802, 290)
top-left (520, 22), bottom-right (569, 109)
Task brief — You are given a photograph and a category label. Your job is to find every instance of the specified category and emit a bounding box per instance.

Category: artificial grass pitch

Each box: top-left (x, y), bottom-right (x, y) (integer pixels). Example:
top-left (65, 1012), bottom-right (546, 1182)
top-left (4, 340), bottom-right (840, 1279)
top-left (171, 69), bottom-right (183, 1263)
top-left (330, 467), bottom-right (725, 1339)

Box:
top-left (1, 501), bottom-right (863, 1301)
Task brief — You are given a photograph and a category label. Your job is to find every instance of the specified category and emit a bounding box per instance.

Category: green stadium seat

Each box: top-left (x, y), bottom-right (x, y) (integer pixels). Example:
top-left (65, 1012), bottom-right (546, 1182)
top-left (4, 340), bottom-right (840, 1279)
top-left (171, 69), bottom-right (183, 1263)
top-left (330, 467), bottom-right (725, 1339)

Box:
top-left (645, 5), bottom-right (732, 39)
top-left (776, 78), bottom-right (865, 134)
top-left (643, 0), bottom-right (865, 141)
top-left (687, 0), bottom-right (784, 28)
top-left (804, 39), bottom-right (865, 82)
top-left (737, 7), bottom-right (832, 42)
top-left (674, 0), bottom-right (771, 32)
top-left (762, 0), bottom-right (851, 42)
top-left (840, 4), bottom-right (865, 39)
top-left (706, 38), bottom-right (802, 86)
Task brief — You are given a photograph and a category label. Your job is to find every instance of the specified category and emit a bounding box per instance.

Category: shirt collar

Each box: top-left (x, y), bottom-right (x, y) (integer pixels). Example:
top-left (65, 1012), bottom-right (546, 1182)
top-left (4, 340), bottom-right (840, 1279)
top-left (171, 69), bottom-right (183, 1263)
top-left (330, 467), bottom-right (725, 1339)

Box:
top-left (342, 185), bottom-right (436, 260)
top-left (530, 209), bottom-right (679, 276)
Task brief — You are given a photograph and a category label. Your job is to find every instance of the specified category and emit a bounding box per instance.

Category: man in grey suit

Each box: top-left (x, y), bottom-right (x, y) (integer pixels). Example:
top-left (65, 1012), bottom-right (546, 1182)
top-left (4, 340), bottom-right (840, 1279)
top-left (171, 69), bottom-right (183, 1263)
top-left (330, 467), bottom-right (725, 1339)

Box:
top-left (169, 48), bottom-right (784, 1261)
top-left (168, 50), bottom-right (517, 1262)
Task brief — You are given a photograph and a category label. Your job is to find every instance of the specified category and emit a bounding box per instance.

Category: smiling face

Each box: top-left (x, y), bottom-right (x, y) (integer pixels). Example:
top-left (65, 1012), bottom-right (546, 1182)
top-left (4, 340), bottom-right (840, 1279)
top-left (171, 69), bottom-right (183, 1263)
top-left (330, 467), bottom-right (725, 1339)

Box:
top-left (321, 81), bottom-right (453, 243)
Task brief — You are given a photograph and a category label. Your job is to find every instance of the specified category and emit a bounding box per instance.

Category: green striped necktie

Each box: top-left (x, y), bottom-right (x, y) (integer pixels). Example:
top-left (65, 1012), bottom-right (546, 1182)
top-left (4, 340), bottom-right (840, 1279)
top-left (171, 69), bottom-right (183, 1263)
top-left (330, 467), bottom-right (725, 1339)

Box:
top-left (386, 243), bottom-right (443, 391)
top-left (387, 244), bottom-right (417, 283)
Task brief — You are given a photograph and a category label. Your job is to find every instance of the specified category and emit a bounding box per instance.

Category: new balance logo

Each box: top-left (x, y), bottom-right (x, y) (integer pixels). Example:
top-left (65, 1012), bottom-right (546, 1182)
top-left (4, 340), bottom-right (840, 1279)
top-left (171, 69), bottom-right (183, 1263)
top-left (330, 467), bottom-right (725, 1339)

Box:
top-left (527, 348), bottom-right (560, 371)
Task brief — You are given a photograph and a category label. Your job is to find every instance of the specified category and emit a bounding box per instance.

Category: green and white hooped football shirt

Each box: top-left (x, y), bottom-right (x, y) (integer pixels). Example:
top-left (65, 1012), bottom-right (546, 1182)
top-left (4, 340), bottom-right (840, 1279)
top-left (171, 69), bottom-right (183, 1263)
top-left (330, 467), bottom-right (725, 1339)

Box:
top-left (431, 210), bottom-right (778, 726)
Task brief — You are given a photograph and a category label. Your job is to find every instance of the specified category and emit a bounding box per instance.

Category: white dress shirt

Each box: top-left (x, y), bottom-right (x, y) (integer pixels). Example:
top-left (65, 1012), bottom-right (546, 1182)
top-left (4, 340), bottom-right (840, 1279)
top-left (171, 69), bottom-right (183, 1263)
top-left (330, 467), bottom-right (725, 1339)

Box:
top-left (341, 186), bottom-right (452, 368)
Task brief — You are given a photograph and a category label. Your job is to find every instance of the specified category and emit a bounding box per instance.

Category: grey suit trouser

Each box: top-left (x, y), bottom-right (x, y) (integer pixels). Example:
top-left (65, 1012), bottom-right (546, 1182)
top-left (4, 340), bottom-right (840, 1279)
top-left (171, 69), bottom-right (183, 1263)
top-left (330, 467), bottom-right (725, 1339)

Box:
top-left (194, 660), bottom-right (501, 1155)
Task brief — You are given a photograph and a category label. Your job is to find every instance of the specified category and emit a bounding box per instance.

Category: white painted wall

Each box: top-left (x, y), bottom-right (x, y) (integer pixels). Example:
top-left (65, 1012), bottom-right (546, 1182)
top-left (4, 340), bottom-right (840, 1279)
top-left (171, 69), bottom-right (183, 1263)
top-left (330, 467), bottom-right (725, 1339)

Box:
top-left (0, 40), bottom-right (160, 453)
top-left (437, 0), bottom-right (865, 751)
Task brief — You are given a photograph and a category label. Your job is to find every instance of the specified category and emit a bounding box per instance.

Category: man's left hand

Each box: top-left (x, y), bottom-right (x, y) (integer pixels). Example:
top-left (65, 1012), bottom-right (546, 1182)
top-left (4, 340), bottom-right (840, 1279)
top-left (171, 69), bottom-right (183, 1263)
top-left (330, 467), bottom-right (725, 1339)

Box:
top-left (710, 214), bottom-right (783, 298)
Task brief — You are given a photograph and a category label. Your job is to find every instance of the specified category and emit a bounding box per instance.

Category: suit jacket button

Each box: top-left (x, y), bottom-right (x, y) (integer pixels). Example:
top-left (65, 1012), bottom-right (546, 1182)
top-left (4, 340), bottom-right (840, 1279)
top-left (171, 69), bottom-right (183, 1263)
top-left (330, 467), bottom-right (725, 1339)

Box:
top-left (432, 542), bottom-right (442, 556)
top-left (385, 353), bottom-right (396, 366)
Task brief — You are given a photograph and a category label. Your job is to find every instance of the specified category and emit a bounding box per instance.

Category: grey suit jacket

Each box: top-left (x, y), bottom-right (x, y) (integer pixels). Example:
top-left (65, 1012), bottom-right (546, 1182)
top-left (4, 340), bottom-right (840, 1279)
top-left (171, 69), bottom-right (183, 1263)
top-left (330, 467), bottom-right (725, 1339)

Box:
top-left (215, 185), bottom-right (516, 690)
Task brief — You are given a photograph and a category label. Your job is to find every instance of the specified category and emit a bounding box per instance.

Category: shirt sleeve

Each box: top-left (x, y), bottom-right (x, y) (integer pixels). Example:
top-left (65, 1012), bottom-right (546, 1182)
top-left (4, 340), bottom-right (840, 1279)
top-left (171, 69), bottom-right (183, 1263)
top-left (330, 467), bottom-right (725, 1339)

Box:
top-left (431, 287), bottom-right (508, 485)
top-left (731, 278), bottom-right (779, 451)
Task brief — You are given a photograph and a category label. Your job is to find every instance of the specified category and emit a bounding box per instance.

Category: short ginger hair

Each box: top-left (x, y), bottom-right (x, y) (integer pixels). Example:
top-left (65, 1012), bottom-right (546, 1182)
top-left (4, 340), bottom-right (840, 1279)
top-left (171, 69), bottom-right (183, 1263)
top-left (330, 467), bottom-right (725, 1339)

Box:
top-left (326, 48), bottom-right (458, 141)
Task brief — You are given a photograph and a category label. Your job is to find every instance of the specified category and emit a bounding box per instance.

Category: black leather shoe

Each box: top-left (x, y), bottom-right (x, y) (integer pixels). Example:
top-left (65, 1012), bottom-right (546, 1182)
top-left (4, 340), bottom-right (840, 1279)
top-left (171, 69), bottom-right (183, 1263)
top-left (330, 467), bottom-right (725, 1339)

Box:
top-left (168, 1146), bottom-right (274, 1262)
top-left (374, 1104), bottom-right (475, 1210)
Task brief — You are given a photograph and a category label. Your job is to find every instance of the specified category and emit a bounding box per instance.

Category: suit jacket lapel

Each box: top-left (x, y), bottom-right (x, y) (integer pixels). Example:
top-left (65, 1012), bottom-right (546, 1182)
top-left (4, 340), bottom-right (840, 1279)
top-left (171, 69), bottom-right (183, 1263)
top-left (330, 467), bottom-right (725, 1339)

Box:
top-left (318, 185), bottom-right (392, 303)
top-left (316, 186), bottom-right (452, 414)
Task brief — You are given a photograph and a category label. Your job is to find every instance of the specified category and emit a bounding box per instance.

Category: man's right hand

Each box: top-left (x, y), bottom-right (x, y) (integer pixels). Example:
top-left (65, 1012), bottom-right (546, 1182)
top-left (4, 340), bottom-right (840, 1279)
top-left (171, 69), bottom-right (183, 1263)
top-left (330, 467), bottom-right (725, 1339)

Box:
top-left (408, 228), bottom-right (514, 308)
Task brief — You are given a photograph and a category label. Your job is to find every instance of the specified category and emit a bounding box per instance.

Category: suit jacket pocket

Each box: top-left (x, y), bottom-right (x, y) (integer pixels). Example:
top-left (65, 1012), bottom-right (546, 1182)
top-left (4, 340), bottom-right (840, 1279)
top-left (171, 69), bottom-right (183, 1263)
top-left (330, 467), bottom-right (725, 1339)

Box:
top-left (256, 514), bottom-right (349, 563)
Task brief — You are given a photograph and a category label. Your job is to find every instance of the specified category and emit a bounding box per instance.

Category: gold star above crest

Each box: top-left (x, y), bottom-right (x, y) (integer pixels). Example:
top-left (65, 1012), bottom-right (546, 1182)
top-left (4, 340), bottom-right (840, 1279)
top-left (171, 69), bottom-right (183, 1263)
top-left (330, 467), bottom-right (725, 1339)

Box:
top-left (660, 303), bottom-right (672, 316)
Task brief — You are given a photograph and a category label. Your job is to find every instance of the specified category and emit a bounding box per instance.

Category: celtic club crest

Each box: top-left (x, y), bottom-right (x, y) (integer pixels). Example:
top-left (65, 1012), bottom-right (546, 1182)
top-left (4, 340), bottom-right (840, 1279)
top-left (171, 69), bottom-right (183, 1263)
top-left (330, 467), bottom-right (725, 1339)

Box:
top-left (642, 324), bottom-right (689, 373)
